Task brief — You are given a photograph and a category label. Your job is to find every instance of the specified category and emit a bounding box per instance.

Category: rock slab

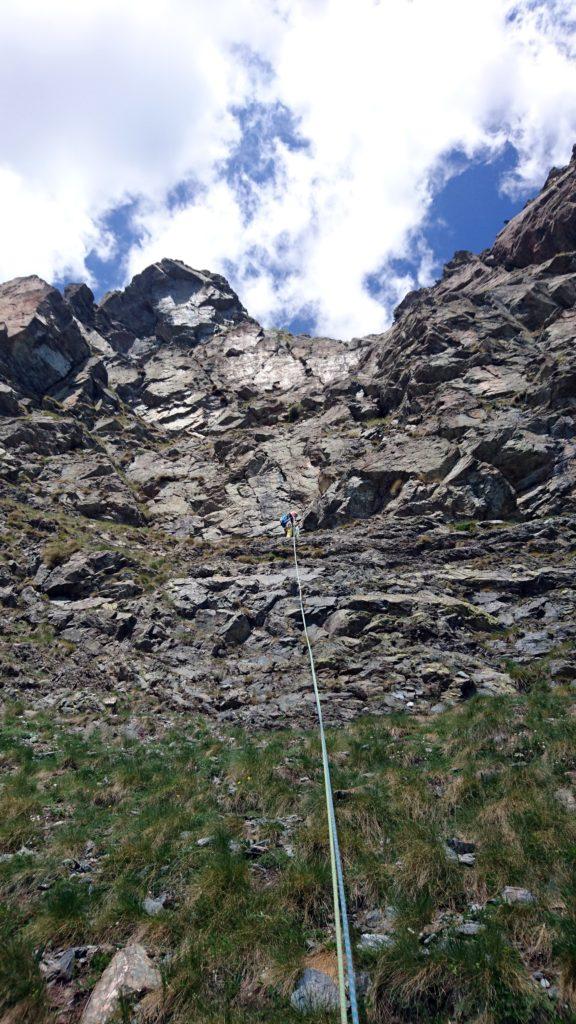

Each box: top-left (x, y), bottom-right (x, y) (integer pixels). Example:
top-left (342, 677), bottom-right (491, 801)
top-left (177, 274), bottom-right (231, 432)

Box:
top-left (80, 944), bottom-right (161, 1024)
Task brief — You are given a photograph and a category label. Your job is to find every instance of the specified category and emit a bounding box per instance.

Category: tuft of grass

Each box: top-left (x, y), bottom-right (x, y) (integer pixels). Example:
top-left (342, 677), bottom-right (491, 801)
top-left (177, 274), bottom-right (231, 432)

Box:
top-left (42, 536), bottom-right (81, 568)
top-left (554, 912), bottom-right (576, 1011)
top-left (504, 659), bottom-right (551, 693)
top-left (373, 916), bottom-right (553, 1024)
top-left (452, 519), bottom-right (479, 533)
top-left (0, 770), bottom-right (43, 853)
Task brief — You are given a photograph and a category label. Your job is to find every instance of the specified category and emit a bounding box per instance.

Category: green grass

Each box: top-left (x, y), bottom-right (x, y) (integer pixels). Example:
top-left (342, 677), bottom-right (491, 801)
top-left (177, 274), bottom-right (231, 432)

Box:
top-left (373, 916), bottom-right (553, 1024)
top-left (452, 519), bottom-right (479, 533)
top-left (0, 687), bottom-right (575, 1022)
top-left (0, 906), bottom-right (47, 1022)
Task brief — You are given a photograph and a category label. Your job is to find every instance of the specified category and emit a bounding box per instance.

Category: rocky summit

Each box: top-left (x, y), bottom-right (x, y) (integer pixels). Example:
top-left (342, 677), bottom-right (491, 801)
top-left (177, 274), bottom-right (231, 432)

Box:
top-left (1, 151), bottom-right (576, 732)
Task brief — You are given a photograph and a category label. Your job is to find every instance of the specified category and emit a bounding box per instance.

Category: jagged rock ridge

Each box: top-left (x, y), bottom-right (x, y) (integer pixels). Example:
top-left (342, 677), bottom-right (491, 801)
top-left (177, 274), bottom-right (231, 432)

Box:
top-left (1, 151), bottom-right (575, 728)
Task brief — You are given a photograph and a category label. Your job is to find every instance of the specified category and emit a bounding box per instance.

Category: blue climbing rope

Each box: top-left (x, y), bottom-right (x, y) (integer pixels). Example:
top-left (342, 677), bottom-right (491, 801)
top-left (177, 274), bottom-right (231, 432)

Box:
top-left (291, 530), bottom-right (360, 1024)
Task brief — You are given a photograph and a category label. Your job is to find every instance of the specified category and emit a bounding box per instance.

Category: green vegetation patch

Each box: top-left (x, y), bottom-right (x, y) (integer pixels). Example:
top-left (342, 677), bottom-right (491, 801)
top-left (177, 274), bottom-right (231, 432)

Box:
top-left (0, 686), bottom-right (575, 1022)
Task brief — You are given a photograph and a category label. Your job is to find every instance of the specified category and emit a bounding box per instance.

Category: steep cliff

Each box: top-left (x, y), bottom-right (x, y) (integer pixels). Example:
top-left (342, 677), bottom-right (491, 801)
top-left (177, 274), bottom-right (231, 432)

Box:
top-left (1, 154), bottom-right (576, 732)
top-left (1, 153), bottom-right (576, 1024)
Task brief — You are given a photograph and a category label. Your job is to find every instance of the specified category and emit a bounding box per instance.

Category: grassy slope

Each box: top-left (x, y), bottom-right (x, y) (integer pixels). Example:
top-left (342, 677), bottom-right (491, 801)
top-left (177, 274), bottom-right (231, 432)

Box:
top-left (1, 685), bottom-right (575, 1024)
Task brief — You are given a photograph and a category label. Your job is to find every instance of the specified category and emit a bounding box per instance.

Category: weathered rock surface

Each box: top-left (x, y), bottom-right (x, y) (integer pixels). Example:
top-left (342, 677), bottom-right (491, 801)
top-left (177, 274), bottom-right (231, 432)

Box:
top-left (501, 886), bottom-right (536, 905)
top-left (0, 275), bottom-right (90, 396)
top-left (291, 968), bottom-right (340, 1012)
top-left (1, 149), bottom-right (576, 727)
top-left (490, 146), bottom-right (576, 268)
top-left (79, 944), bottom-right (161, 1024)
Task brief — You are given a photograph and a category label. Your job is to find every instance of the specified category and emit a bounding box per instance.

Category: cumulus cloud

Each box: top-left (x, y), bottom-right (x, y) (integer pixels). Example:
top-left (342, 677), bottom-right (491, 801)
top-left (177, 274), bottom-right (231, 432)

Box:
top-left (0, 0), bottom-right (271, 278)
top-left (1, 0), bottom-right (576, 336)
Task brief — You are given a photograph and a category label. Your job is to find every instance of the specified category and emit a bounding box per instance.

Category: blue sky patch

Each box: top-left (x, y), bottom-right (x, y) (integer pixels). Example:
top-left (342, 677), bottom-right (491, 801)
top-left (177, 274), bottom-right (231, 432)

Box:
top-left (372, 144), bottom-right (525, 305)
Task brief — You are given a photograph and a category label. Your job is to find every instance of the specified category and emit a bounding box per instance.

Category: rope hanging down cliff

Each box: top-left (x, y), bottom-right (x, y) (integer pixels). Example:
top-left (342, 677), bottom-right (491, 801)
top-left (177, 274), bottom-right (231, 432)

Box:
top-left (291, 530), bottom-right (360, 1024)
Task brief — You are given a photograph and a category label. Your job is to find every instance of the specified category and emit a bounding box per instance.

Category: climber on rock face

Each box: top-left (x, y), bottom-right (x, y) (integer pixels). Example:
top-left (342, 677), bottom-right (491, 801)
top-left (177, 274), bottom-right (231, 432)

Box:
top-left (280, 509), bottom-right (299, 539)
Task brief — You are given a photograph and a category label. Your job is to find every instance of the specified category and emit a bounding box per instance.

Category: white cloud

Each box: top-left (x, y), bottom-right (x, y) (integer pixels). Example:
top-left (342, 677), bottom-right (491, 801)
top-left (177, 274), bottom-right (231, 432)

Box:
top-left (0, 0), bottom-right (271, 278)
top-left (0, 0), bottom-right (575, 335)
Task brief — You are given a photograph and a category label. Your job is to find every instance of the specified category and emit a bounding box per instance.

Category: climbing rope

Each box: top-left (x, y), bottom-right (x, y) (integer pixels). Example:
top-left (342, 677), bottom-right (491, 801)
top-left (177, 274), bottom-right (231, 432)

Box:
top-left (291, 530), bottom-right (360, 1024)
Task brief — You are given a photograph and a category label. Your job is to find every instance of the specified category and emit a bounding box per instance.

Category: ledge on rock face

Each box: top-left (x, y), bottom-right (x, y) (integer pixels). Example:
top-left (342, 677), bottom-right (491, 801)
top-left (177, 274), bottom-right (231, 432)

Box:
top-left (0, 275), bottom-right (90, 397)
top-left (489, 145), bottom-right (576, 269)
top-left (99, 258), bottom-right (248, 348)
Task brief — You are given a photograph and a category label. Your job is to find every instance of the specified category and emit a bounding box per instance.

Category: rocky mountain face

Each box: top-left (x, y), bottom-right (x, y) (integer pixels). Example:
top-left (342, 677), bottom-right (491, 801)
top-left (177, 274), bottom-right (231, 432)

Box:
top-left (1, 150), bottom-right (576, 731)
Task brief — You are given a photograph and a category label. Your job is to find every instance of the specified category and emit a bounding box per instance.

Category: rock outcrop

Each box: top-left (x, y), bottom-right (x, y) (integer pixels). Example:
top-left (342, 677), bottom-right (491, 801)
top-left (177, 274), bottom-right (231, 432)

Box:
top-left (490, 145), bottom-right (576, 268)
top-left (0, 275), bottom-right (91, 397)
top-left (80, 944), bottom-right (161, 1024)
top-left (1, 149), bottom-right (576, 728)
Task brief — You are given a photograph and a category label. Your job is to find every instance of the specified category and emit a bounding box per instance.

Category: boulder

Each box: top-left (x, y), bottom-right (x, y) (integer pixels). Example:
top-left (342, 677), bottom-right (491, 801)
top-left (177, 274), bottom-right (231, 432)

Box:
top-left (220, 613), bottom-right (252, 644)
top-left (80, 944), bottom-right (161, 1024)
top-left (489, 432), bottom-right (556, 490)
top-left (325, 608), bottom-right (371, 636)
top-left (290, 968), bottom-right (340, 1013)
top-left (37, 550), bottom-right (127, 600)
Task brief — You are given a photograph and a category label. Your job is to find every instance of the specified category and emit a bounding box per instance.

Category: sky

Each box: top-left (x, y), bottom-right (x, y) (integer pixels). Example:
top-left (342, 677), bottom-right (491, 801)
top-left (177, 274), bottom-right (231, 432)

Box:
top-left (1, 1), bottom-right (576, 339)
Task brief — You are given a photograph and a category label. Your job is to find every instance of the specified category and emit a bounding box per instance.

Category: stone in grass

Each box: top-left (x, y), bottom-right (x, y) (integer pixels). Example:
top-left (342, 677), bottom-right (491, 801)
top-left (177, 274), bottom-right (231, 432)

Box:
top-left (196, 836), bottom-right (214, 847)
top-left (501, 886), bottom-right (536, 905)
top-left (446, 837), bottom-right (476, 855)
top-left (554, 787), bottom-right (576, 812)
top-left (41, 944), bottom-right (101, 982)
top-left (456, 921), bottom-right (484, 936)
top-left (457, 852), bottom-right (476, 867)
top-left (142, 894), bottom-right (168, 916)
top-left (361, 906), bottom-right (397, 933)
top-left (80, 944), bottom-right (161, 1024)
top-left (444, 845), bottom-right (474, 866)
top-left (41, 947), bottom-right (77, 982)
top-left (358, 933), bottom-right (394, 951)
top-left (291, 968), bottom-right (339, 1013)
